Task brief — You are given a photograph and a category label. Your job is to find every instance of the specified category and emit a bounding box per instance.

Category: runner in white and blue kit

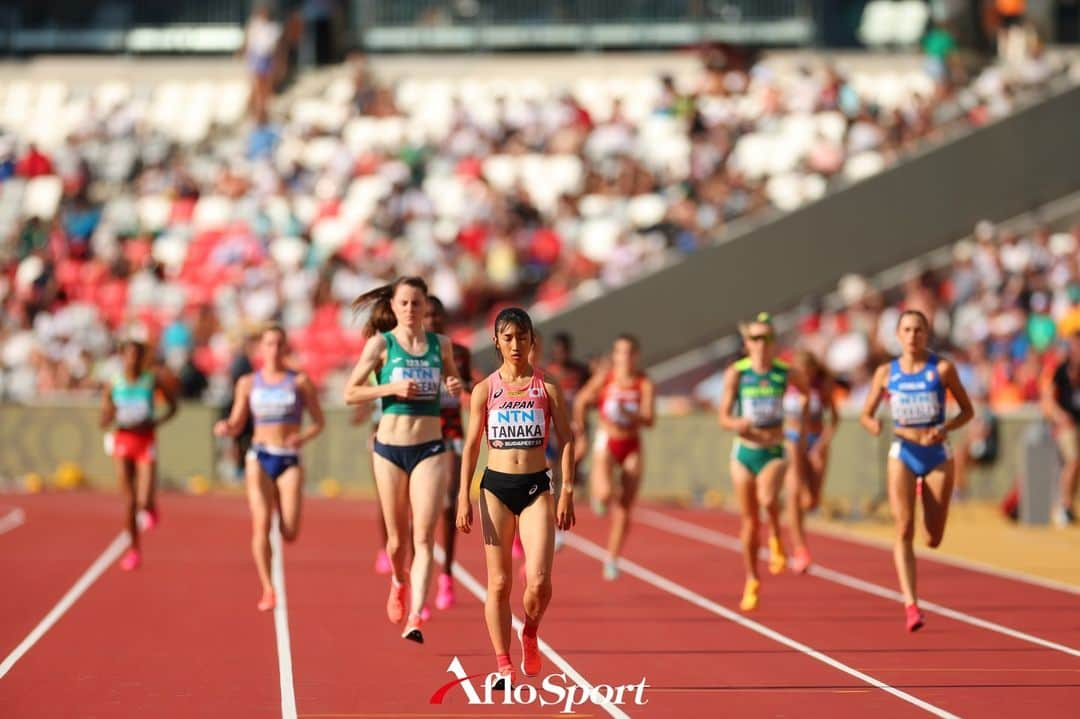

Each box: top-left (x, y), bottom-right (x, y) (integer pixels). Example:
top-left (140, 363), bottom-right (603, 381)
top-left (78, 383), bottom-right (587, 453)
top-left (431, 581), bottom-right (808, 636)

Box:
top-left (860, 309), bottom-right (973, 633)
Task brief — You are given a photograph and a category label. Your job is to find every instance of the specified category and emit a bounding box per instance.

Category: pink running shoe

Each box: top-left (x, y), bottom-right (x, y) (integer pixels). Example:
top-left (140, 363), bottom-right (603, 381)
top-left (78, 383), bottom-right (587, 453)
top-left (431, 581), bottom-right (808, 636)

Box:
top-left (141, 507), bottom-right (160, 531)
top-left (257, 588), bottom-right (276, 612)
top-left (119, 548), bottom-right (141, 571)
top-left (905, 603), bottom-right (925, 633)
top-left (419, 606), bottom-right (432, 622)
top-left (512, 533), bottom-right (525, 559)
top-left (791, 546), bottom-right (812, 575)
top-left (374, 549), bottom-right (392, 575)
top-left (520, 631), bottom-right (542, 677)
top-left (435, 573), bottom-right (456, 610)
top-left (387, 581), bottom-right (407, 624)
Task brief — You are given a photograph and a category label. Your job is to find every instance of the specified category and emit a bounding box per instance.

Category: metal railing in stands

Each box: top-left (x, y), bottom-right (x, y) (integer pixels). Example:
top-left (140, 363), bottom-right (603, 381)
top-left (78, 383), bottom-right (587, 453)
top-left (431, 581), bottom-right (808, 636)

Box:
top-left (356, 0), bottom-right (816, 50)
top-left (0, 1), bottom-right (814, 52)
top-left (0, 0), bottom-right (249, 53)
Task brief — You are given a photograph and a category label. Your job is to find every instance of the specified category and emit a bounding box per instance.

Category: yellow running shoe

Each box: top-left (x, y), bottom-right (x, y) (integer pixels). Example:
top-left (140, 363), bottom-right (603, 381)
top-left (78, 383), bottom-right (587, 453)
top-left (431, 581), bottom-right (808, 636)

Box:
top-left (768, 535), bottom-right (787, 575)
top-left (739, 578), bottom-right (760, 611)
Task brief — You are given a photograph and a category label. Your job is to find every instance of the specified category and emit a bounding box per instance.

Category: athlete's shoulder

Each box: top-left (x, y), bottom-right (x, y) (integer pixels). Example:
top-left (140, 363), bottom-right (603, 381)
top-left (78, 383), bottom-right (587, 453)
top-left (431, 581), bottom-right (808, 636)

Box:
top-left (933, 354), bottom-right (957, 377)
top-left (772, 358), bottom-right (790, 371)
top-left (733, 357), bottom-right (752, 371)
top-left (473, 375), bottom-right (493, 398)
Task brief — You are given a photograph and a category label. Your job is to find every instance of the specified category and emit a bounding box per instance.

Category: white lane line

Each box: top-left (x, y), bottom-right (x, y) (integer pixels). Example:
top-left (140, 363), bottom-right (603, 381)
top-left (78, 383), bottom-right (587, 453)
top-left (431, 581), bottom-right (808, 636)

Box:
top-left (0, 507), bottom-right (26, 536)
top-left (637, 508), bottom-right (1080, 659)
top-left (0, 531), bottom-right (128, 679)
top-left (434, 544), bottom-right (631, 719)
top-left (804, 517), bottom-right (1080, 596)
top-left (561, 532), bottom-right (960, 719)
top-left (270, 517), bottom-right (298, 719)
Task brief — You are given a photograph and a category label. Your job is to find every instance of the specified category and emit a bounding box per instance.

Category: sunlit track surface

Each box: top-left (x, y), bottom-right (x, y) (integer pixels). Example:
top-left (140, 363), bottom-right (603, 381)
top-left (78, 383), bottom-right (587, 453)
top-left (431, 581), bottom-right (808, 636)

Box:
top-left (1, 493), bottom-right (1076, 718)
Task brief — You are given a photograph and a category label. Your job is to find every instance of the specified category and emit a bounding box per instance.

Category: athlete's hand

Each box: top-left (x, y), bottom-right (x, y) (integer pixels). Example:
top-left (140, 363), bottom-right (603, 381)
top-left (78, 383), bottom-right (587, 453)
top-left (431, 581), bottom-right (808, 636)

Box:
top-left (734, 418), bottom-right (754, 435)
top-left (573, 432), bottom-right (588, 463)
top-left (283, 432), bottom-right (303, 449)
top-left (556, 493), bottom-right (576, 531)
top-left (924, 427), bottom-right (947, 445)
top-left (445, 376), bottom-right (463, 396)
top-left (213, 420), bottom-right (231, 438)
top-left (456, 497), bottom-right (473, 534)
top-left (864, 418), bottom-right (882, 437)
top-left (390, 379), bottom-right (420, 399)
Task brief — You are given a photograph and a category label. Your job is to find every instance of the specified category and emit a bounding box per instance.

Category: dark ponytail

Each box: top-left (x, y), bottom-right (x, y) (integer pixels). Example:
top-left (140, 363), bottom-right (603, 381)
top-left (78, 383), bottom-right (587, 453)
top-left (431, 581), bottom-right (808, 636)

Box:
top-left (352, 276), bottom-right (428, 338)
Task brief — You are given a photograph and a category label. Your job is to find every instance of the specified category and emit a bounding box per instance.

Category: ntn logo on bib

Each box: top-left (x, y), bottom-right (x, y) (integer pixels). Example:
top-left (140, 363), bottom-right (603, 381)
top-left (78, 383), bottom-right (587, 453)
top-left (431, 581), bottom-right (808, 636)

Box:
top-left (488, 408), bottom-right (546, 449)
top-left (390, 365), bottom-right (441, 399)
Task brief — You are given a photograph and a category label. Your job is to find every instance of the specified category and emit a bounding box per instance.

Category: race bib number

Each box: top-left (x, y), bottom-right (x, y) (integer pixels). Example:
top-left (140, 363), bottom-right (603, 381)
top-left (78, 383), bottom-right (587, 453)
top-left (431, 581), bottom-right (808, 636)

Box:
top-left (115, 400), bottom-right (151, 427)
top-left (390, 365), bottom-right (441, 400)
top-left (890, 392), bottom-right (939, 426)
top-left (603, 397), bottom-right (639, 427)
top-left (743, 396), bottom-right (782, 427)
top-left (252, 387), bottom-right (297, 419)
top-left (488, 407), bottom-right (546, 449)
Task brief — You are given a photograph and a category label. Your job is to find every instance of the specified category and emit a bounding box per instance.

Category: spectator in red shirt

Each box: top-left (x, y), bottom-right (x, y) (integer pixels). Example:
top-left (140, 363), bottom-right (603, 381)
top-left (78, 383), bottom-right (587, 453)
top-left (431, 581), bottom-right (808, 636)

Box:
top-left (16, 143), bottom-right (54, 178)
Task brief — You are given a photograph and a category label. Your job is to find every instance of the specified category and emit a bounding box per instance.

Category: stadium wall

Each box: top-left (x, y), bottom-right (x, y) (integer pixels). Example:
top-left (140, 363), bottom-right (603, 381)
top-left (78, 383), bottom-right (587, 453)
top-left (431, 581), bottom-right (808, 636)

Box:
top-left (472, 83), bottom-right (1080, 373)
top-left (0, 403), bottom-right (1040, 509)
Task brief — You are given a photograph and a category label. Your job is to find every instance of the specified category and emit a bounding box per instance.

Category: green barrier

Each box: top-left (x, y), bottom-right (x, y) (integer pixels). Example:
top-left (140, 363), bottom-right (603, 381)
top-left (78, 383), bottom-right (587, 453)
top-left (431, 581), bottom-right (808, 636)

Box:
top-left (0, 403), bottom-right (1037, 511)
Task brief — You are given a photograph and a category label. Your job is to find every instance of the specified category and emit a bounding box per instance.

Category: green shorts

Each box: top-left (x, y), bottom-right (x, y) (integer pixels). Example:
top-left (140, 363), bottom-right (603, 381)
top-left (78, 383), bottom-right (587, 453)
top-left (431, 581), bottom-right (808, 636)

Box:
top-left (732, 441), bottom-right (785, 476)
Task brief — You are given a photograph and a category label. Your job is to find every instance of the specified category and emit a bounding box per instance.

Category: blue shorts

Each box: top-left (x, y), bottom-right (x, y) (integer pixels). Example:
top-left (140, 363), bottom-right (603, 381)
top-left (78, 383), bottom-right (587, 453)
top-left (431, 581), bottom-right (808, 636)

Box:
top-left (373, 438), bottom-right (445, 475)
top-left (889, 439), bottom-right (950, 477)
top-left (247, 445), bottom-right (300, 482)
top-left (784, 430), bottom-right (821, 448)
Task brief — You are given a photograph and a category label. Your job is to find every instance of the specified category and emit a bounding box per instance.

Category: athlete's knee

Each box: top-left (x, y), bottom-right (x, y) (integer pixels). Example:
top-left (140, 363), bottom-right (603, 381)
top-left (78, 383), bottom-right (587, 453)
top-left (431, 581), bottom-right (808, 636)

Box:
top-left (412, 533), bottom-right (434, 559)
top-left (280, 523), bottom-right (300, 543)
top-left (526, 577), bottom-right (552, 606)
top-left (741, 514), bottom-right (759, 535)
top-left (385, 534), bottom-right (406, 558)
top-left (488, 572), bottom-right (512, 600)
top-left (251, 513), bottom-right (271, 536)
top-left (894, 516), bottom-right (915, 542)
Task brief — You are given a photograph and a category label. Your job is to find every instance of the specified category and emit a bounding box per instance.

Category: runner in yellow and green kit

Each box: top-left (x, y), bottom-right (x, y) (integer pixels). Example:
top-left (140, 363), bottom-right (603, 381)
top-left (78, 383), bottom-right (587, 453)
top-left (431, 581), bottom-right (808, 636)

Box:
top-left (718, 313), bottom-right (810, 611)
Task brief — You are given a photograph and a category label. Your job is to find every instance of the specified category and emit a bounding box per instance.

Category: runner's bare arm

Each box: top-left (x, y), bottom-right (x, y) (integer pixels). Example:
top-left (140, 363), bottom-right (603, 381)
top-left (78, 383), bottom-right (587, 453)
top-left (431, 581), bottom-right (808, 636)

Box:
top-left (215, 375), bottom-right (253, 437)
top-left (295, 374), bottom-right (325, 446)
top-left (859, 364), bottom-right (889, 436)
top-left (457, 378), bottom-right (489, 534)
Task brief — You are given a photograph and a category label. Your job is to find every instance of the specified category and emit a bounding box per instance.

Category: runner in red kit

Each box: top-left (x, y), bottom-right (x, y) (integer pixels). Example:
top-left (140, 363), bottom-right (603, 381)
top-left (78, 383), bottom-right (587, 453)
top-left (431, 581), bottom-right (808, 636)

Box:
top-left (573, 334), bottom-right (655, 580)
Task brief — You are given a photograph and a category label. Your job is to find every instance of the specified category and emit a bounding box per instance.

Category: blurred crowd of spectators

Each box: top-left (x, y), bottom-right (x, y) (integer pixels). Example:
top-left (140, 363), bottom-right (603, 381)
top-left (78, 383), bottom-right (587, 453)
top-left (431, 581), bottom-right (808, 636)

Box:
top-left (694, 219), bottom-right (1080, 415)
top-left (0, 40), bottom-right (1074, 403)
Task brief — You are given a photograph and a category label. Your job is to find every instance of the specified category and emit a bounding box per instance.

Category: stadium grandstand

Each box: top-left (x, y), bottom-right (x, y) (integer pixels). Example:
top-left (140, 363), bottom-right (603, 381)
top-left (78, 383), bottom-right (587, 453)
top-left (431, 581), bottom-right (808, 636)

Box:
top-left (2, 2), bottom-right (1080, 718)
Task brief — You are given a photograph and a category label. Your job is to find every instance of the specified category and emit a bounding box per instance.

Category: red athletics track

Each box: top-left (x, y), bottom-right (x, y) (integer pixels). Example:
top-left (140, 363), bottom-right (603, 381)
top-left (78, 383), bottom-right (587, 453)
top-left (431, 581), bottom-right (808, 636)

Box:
top-left (1, 492), bottom-right (1078, 718)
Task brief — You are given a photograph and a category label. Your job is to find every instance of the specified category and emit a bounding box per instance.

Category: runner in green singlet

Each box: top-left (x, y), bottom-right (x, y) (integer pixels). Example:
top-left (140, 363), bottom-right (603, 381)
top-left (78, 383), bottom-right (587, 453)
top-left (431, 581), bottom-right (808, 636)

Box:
top-left (718, 313), bottom-right (810, 611)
